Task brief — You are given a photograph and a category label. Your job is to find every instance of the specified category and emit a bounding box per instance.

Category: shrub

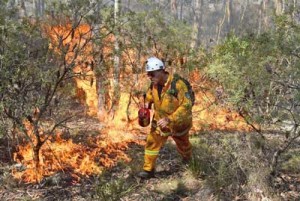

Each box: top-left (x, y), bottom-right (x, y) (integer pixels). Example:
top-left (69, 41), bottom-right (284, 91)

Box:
top-left (95, 172), bottom-right (136, 201)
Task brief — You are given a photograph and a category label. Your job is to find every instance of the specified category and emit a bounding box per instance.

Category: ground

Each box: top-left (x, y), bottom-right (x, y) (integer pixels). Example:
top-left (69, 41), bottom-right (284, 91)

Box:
top-left (0, 141), bottom-right (213, 201)
top-left (0, 112), bottom-right (299, 201)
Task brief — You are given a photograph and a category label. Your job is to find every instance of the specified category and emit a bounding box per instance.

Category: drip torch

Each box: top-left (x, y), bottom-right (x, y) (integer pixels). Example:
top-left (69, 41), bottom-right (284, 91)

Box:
top-left (138, 93), bottom-right (150, 127)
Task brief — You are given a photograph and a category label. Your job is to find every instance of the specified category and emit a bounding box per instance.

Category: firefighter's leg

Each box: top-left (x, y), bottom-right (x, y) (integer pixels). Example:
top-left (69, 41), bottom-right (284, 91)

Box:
top-left (172, 131), bottom-right (192, 161)
top-left (143, 130), bottom-right (168, 171)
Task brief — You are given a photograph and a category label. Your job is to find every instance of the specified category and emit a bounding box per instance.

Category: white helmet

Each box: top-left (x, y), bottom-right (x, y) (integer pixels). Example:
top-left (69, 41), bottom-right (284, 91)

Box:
top-left (145, 57), bottom-right (165, 72)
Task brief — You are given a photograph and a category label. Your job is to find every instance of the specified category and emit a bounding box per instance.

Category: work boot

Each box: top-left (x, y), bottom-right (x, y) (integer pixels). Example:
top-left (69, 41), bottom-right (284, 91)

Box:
top-left (137, 170), bottom-right (154, 179)
top-left (182, 157), bottom-right (191, 166)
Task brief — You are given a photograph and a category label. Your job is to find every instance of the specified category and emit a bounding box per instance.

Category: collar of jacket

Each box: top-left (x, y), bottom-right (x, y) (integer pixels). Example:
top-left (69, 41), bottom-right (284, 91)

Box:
top-left (161, 73), bottom-right (173, 93)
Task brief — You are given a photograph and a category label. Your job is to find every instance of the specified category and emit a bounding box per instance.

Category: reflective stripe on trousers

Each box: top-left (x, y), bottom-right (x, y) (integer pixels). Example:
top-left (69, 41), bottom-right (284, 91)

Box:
top-left (143, 128), bottom-right (192, 171)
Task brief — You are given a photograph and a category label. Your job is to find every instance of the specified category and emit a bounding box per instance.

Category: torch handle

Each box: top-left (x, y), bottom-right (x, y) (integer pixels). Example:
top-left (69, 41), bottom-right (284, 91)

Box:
top-left (143, 93), bottom-right (146, 108)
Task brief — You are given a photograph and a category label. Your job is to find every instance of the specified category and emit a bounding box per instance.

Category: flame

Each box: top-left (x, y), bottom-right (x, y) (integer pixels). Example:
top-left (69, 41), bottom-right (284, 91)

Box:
top-left (12, 129), bottom-right (143, 183)
top-left (12, 24), bottom-right (141, 183)
top-left (12, 23), bottom-right (252, 184)
top-left (46, 23), bottom-right (98, 116)
top-left (12, 95), bottom-right (143, 183)
top-left (12, 70), bottom-right (250, 184)
top-left (189, 70), bottom-right (252, 132)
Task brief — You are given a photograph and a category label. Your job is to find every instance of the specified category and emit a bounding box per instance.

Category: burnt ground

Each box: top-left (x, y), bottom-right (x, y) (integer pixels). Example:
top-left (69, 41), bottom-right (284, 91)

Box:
top-left (0, 137), bottom-right (211, 201)
top-left (0, 112), bottom-right (299, 201)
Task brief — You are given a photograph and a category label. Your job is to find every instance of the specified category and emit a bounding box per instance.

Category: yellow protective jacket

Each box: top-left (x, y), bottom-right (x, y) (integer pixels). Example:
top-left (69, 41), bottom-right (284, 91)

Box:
top-left (145, 73), bottom-right (193, 135)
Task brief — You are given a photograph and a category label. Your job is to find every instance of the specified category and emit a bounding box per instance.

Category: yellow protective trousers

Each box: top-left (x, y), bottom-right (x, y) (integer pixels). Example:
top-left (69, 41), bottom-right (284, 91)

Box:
top-left (143, 128), bottom-right (192, 172)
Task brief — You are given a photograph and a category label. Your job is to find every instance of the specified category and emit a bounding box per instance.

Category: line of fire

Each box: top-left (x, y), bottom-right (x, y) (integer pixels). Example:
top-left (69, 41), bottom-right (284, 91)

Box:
top-left (11, 21), bottom-right (252, 184)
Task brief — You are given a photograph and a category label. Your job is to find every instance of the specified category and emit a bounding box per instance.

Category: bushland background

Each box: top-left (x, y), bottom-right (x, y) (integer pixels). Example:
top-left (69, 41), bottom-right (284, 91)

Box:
top-left (0, 0), bottom-right (299, 200)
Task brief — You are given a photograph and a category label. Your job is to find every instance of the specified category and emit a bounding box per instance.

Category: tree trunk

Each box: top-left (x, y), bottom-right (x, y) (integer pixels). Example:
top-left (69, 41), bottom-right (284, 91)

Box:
top-left (225, 0), bottom-right (233, 33)
top-left (97, 76), bottom-right (108, 121)
top-left (198, 0), bottom-right (204, 45)
top-left (216, 1), bottom-right (227, 44)
top-left (171, 0), bottom-right (178, 19)
top-left (190, 0), bottom-right (201, 49)
top-left (239, 0), bottom-right (248, 26)
top-left (292, 0), bottom-right (297, 18)
top-left (179, 1), bottom-right (183, 20)
top-left (33, 126), bottom-right (43, 182)
top-left (275, 0), bottom-right (283, 15)
top-left (33, 146), bottom-right (41, 182)
top-left (258, 1), bottom-right (263, 35)
top-left (40, 0), bottom-right (45, 16)
top-left (263, 0), bottom-right (268, 31)
top-left (257, 0), bottom-right (268, 34)
top-left (18, 0), bottom-right (27, 18)
top-left (110, 0), bottom-right (121, 120)
top-left (34, 0), bottom-right (38, 17)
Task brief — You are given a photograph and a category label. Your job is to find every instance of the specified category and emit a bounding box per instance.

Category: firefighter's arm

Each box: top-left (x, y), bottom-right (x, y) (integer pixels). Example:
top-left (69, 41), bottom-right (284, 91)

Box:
top-left (167, 81), bottom-right (193, 126)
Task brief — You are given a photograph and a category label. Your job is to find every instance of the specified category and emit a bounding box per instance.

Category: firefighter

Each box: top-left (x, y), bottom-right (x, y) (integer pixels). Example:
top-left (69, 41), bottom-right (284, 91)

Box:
top-left (138, 56), bottom-right (193, 179)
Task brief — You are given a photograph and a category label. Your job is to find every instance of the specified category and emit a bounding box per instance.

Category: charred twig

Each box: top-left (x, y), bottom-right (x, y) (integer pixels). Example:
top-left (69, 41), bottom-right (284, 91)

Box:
top-left (42, 115), bottom-right (74, 144)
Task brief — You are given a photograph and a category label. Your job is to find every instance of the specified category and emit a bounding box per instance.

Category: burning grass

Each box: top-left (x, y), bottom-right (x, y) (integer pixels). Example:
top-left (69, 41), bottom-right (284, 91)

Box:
top-left (12, 129), bottom-right (144, 184)
top-left (9, 22), bottom-right (254, 185)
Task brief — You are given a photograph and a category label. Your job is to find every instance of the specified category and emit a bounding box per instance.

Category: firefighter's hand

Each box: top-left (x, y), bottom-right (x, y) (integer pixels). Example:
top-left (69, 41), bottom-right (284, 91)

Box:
top-left (139, 102), bottom-right (152, 109)
top-left (139, 102), bottom-right (147, 108)
top-left (157, 117), bottom-right (170, 128)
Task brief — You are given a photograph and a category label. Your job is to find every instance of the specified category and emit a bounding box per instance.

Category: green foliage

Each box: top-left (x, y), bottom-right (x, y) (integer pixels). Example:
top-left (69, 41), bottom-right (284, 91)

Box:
top-left (47, 0), bottom-right (102, 18)
top-left (189, 139), bottom-right (215, 177)
top-left (95, 172), bottom-right (136, 201)
top-left (0, 121), bottom-right (6, 138)
top-left (188, 134), bottom-right (269, 199)
top-left (0, 7), bottom-right (82, 145)
top-left (281, 152), bottom-right (300, 173)
top-left (207, 34), bottom-right (269, 106)
top-left (119, 2), bottom-right (195, 71)
top-left (206, 13), bottom-right (300, 128)
top-left (1, 19), bottom-right (53, 117)
top-left (205, 11), bottom-right (300, 188)
top-left (209, 139), bottom-right (248, 195)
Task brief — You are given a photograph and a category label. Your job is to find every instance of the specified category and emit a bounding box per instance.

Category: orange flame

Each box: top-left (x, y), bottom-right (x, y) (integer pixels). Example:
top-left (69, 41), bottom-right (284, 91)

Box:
top-left (46, 23), bottom-right (98, 116)
top-left (12, 23), bottom-right (252, 184)
top-left (189, 70), bottom-right (252, 132)
top-left (12, 129), bottom-right (142, 183)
